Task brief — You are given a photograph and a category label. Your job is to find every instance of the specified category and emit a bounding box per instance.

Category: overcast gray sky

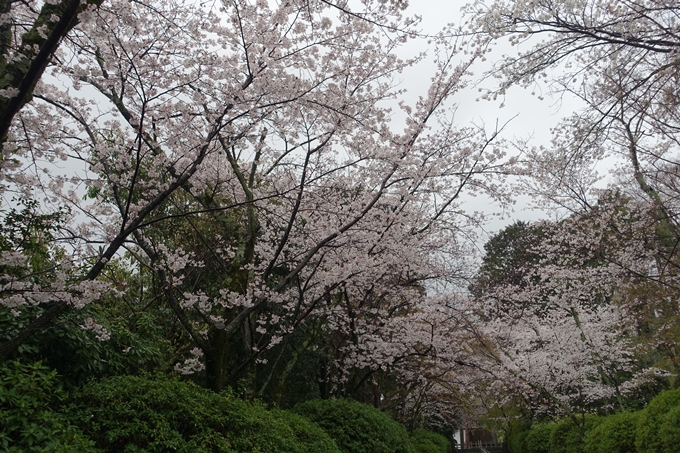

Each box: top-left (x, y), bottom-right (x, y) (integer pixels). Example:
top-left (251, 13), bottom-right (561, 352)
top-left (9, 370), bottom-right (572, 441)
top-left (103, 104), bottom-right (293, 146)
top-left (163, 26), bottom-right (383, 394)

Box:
top-left (396, 1), bottom-right (587, 236)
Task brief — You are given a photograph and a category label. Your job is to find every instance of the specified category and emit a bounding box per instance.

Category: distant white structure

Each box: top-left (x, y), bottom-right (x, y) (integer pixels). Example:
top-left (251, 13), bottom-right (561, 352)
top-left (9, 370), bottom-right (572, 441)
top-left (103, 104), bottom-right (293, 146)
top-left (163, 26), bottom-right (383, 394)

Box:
top-left (452, 426), bottom-right (500, 450)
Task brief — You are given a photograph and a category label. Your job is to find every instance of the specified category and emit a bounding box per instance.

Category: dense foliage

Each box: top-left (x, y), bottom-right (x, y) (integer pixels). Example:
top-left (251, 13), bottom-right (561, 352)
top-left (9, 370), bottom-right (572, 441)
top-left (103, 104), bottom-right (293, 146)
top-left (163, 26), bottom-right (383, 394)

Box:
top-left (0, 0), bottom-right (504, 428)
top-left (293, 398), bottom-right (416, 453)
top-left (635, 388), bottom-right (680, 453)
top-left (0, 361), bottom-right (96, 452)
top-left (550, 417), bottom-right (602, 453)
top-left (524, 423), bottom-right (554, 453)
top-left (64, 375), bottom-right (341, 453)
top-left (409, 429), bottom-right (451, 453)
top-left (508, 387), bottom-right (680, 453)
top-left (2, 0), bottom-right (680, 449)
top-left (584, 411), bottom-right (638, 453)
top-left (658, 405), bottom-right (680, 453)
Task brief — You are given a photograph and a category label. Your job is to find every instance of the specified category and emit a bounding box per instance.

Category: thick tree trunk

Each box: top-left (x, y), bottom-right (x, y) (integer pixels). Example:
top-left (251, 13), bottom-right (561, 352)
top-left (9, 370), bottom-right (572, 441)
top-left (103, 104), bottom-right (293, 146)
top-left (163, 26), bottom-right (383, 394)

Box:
top-left (271, 331), bottom-right (316, 406)
top-left (0, 0), bottom-right (104, 144)
top-left (204, 329), bottom-right (229, 392)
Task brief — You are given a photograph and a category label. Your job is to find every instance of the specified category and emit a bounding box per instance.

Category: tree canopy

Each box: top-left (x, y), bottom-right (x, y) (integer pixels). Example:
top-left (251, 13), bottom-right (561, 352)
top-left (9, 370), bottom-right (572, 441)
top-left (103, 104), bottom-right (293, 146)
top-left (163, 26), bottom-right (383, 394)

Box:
top-left (1, 0), bottom-right (680, 445)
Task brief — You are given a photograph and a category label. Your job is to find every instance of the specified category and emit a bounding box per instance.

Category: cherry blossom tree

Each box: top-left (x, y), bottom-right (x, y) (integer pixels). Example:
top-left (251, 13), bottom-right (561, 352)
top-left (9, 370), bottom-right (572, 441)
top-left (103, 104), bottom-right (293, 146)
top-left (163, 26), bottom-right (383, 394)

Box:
top-left (0, 0), bottom-right (106, 144)
top-left (468, 195), bottom-right (671, 422)
top-left (0, 0), bottom-right (516, 405)
top-left (460, 4), bottom-right (680, 420)
top-left (464, 0), bottom-right (680, 234)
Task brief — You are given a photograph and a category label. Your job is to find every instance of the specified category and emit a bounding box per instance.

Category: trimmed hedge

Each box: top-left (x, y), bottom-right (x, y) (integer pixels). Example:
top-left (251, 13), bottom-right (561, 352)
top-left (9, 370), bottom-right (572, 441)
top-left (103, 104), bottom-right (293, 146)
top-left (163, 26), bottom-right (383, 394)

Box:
top-left (506, 416), bottom-right (602, 453)
top-left (636, 387), bottom-right (680, 453)
top-left (550, 416), bottom-right (601, 453)
top-left (525, 423), bottom-right (554, 453)
top-left (584, 411), bottom-right (638, 453)
top-left (293, 398), bottom-right (416, 453)
top-left (506, 418), bottom-right (532, 453)
top-left (508, 429), bottom-right (529, 453)
top-left (658, 405), bottom-right (680, 453)
top-left (64, 375), bottom-right (340, 453)
top-left (505, 387), bottom-right (680, 453)
top-left (410, 429), bottom-right (450, 453)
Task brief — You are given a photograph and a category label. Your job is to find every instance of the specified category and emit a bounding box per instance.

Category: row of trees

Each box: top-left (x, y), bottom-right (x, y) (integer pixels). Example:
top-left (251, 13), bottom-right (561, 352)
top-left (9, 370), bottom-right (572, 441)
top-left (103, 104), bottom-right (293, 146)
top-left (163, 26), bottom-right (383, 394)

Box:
top-left (459, 0), bottom-right (680, 433)
top-left (0, 0), bottom-right (510, 429)
top-left (469, 200), bottom-right (676, 424)
top-left (2, 0), bottom-right (680, 439)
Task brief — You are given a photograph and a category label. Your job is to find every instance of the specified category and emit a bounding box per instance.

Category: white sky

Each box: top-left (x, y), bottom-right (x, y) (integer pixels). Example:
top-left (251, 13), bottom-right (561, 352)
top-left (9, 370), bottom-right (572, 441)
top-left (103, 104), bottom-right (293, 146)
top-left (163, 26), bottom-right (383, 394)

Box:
top-left (6, 0), bottom-right (588, 249)
top-left (399, 0), bottom-right (589, 238)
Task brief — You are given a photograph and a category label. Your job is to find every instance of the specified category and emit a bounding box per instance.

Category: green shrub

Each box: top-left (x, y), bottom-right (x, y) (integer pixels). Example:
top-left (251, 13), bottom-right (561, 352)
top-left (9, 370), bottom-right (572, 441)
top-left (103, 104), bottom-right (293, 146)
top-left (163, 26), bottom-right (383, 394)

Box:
top-left (410, 429), bottom-right (450, 453)
top-left (507, 429), bottom-right (529, 453)
top-left (64, 375), bottom-right (340, 453)
top-left (658, 405), bottom-right (680, 453)
top-left (269, 408), bottom-right (342, 453)
top-left (584, 411), bottom-right (638, 453)
top-left (550, 420), bottom-right (579, 453)
top-left (549, 416), bottom-right (601, 453)
top-left (0, 361), bottom-right (97, 452)
top-left (506, 418), bottom-right (531, 453)
top-left (293, 398), bottom-right (415, 453)
top-left (524, 423), bottom-right (554, 453)
top-left (1, 301), bottom-right (173, 390)
top-left (636, 387), bottom-right (680, 453)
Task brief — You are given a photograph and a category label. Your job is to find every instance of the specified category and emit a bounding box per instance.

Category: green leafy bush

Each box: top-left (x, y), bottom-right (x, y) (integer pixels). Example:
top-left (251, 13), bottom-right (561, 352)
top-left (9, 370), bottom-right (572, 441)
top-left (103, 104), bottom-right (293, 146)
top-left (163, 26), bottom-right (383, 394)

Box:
top-left (636, 387), bottom-right (680, 453)
top-left (268, 408), bottom-right (342, 453)
top-left (507, 429), bottom-right (529, 453)
top-left (506, 418), bottom-right (532, 453)
top-left (410, 429), bottom-right (450, 453)
top-left (658, 405), bottom-right (680, 453)
top-left (7, 307), bottom-right (171, 390)
top-left (583, 411), bottom-right (638, 453)
top-left (549, 416), bottom-right (600, 453)
top-left (0, 361), bottom-right (97, 452)
top-left (524, 423), bottom-right (554, 453)
top-left (293, 398), bottom-right (416, 453)
top-left (64, 375), bottom-right (340, 453)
